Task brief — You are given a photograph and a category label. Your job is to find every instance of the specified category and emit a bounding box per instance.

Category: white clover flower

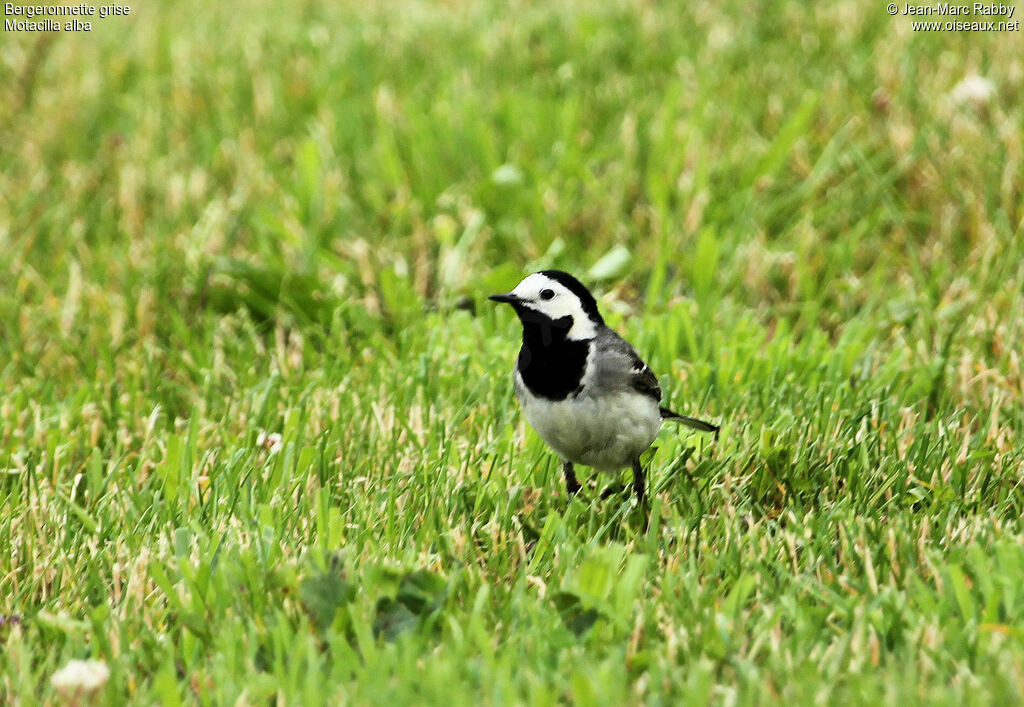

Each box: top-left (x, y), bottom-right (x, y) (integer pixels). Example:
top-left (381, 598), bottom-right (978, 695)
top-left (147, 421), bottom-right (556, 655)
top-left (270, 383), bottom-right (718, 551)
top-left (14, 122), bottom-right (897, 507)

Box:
top-left (950, 75), bottom-right (996, 105)
top-left (50, 659), bottom-right (110, 694)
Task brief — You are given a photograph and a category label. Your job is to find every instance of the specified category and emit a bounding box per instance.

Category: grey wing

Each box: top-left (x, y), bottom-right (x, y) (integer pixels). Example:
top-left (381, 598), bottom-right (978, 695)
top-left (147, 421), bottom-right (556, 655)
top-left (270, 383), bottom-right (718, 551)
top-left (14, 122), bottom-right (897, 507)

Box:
top-left (592, 329), bottom-right (662, 403)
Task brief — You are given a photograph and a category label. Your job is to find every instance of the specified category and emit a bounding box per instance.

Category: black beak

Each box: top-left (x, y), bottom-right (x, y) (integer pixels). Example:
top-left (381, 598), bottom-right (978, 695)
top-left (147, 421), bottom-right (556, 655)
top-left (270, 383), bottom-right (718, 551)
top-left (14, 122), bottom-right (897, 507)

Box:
top-left (488, 293), bottom-right (518, 304)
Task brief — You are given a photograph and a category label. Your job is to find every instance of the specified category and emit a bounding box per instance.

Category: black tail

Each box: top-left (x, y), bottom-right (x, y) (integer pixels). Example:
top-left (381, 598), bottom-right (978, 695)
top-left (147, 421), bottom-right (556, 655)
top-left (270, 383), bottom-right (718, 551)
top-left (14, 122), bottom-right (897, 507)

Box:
top-left (660, 407), bottom-right (720, 437)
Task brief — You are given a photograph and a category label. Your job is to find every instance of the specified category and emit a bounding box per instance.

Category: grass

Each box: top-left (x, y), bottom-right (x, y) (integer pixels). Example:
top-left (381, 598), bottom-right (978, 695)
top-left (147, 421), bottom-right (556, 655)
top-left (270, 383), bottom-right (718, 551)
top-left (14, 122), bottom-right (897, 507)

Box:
top-left (1, 0), bottom-right (1023, 703)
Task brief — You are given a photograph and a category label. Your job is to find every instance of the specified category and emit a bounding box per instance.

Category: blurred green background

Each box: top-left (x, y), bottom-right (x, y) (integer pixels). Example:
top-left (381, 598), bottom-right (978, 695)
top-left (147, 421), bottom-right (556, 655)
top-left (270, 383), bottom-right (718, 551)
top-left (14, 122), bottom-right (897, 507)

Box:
top-left (1, 0), bottom-right (1023, 703)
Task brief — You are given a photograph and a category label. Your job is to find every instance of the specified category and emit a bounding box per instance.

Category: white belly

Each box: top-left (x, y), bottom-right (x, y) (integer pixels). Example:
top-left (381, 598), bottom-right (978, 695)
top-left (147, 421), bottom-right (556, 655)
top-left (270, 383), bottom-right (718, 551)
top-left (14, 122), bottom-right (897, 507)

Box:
top-left (516, 374), bottom-right (662, 471)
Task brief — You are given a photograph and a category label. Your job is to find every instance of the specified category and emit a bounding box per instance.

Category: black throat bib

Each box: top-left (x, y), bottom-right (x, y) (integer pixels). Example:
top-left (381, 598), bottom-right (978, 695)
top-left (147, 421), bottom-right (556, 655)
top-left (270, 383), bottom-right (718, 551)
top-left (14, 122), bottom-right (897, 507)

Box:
top-left (514, 309), bottom-right (590, 401)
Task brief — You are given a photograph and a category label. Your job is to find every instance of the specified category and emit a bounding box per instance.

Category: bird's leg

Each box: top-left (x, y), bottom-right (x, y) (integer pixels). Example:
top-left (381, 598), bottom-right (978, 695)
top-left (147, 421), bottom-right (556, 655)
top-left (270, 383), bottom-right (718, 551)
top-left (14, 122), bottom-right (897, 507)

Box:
top-left (631, 458), bottom-right (646, 505)
top-left (563, 461), bottom-right (582, 496)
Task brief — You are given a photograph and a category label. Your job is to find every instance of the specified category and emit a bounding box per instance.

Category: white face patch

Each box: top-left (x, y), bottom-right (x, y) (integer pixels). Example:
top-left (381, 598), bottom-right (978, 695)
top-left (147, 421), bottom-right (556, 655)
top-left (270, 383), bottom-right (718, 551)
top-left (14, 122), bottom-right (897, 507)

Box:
top-left (510, 273), bottom-right (599, 341)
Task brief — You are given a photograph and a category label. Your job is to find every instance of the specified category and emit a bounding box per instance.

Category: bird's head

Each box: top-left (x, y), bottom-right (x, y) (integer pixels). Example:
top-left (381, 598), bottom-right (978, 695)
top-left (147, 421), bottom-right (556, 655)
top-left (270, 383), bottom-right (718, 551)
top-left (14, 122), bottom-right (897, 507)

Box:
top-left (489, 270), bottom-right (604, 343)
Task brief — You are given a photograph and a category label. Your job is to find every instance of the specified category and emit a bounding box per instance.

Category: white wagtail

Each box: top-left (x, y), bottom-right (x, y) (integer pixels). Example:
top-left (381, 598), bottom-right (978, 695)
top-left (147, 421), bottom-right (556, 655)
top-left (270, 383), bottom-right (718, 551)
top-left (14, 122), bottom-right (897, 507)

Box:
top-left (489, 270), bottom-right (719, 504)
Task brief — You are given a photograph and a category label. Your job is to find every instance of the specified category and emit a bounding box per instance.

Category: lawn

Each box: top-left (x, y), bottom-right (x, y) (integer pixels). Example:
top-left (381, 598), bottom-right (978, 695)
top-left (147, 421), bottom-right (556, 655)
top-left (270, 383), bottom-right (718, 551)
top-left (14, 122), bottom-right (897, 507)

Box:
top-left (1, 0), bottom-right (1023, 703)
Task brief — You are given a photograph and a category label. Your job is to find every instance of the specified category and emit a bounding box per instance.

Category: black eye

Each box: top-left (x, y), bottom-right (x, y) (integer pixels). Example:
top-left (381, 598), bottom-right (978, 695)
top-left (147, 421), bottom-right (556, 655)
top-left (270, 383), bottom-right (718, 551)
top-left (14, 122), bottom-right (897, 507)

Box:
top-left (540, 288), bottom-right (555, 300)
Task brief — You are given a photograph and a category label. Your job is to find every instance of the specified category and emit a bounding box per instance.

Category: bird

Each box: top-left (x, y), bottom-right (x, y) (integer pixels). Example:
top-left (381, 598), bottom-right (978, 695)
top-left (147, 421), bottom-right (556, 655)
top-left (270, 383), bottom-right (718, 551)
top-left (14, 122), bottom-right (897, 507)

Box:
top-left (489, 270), bottom-right (719, 505)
